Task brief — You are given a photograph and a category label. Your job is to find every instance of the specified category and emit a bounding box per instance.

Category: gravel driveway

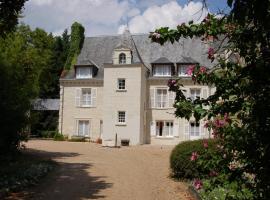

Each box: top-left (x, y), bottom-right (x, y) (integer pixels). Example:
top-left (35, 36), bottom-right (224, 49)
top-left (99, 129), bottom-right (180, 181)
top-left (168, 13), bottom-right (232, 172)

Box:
top-left (21, 140), bottom-right (192, 200)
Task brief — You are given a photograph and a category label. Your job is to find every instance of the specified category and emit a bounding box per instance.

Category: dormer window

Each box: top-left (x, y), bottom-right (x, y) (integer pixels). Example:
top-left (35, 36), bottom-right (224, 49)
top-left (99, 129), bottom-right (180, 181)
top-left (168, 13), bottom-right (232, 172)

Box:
top-left (119, 53), bottom-right (126, 64)
top-left (178, 64), bottom-right (191, 77)
top-left (153, 65), bottom-right (171, 77)
top-left (76, 67), bottom-right (92, 79)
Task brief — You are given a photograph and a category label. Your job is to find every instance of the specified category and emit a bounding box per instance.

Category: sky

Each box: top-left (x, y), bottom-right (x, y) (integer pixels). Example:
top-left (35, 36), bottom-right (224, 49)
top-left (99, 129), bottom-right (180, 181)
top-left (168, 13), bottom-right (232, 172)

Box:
top-left (21, 0), bottom-right (229, 36)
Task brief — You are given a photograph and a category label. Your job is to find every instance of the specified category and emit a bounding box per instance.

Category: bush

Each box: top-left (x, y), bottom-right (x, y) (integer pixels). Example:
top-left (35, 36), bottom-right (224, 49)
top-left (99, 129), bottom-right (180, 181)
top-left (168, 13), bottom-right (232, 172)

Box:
top-left (53, 132), bottom-right (65, 141)
top-left (41, 130), bottom-right (56, 138)
top-left (170, 139), bottom-right (218, 180)
top-left (68, 136), bottom-right (85, 142)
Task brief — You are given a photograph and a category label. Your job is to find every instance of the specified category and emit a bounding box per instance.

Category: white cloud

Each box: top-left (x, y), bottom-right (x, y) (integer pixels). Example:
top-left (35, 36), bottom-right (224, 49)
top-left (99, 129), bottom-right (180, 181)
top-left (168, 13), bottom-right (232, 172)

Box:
top-left (118, 1), bottom-right (208, 34)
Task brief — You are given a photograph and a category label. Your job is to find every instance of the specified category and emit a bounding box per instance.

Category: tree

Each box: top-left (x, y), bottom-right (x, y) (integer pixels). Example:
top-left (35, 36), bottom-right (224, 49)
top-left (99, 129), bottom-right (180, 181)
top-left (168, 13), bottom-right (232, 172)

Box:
top-left (150, 0), bottom-right (270, 198)
top-left (0, 25), bottom-right (53, 154)
top-left (0, 0), bottom-right (27, 36)
top-left (64, 22), bottom-right (85, 69)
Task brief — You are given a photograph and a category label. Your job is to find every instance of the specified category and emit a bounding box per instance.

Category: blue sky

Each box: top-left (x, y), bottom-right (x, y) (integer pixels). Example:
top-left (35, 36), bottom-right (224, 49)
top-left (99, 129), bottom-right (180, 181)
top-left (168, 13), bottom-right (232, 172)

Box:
top-left (21, 0), bottom-right (229, 36)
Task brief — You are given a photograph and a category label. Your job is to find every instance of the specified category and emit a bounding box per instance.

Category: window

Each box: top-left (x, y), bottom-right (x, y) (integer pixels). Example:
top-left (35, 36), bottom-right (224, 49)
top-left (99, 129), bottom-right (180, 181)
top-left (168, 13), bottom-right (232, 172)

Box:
top-left (190, 89), bottom-right (201, 101)
top-left (81, 88), bottom-right (92, 106)
top-left (156, 121), bottom-right (173, 137)
top-left (190, 122), bottom-right (200, 136)
top-left (75, 88), bottom-right (97, 107)
top-left (77, 120), bottom-right (90, 136)
top-left (119, 53), bottom-right (126, 64)
top-left (118, 111), bottom-right (126, 123)
top-left (156, 89), bottom-right (168, 108)
top-left (117, 79), bottom-right (126, 90)
top-left (153, 65), bottom-right (171, 77)
top-left (178, 64), bottom-right (190, 77)
top-left (76, 67), bottom-right (92, 79)
top-left (150, 88), bottom-right (175, 109)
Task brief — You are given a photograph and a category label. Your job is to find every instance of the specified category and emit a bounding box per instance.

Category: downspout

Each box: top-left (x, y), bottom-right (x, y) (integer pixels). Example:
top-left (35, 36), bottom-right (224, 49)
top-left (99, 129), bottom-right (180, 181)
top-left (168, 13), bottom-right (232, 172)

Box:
top-left (60, 86), bottom-right (64, 134)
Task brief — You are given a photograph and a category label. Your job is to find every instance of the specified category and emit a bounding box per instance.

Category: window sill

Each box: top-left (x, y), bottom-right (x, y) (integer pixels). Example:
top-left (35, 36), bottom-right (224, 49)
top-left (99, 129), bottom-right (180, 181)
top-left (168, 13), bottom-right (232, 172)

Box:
top-left (155, 136), bottom-right (174, 139)
top-left (78, 105), bottom-right (95, 108)
top-left (115, 123), bottom-right (127, 126)
top-left (116, 89), bottom-right (127, 92)
top-left (150, 107), bottom-right (174, 110)
top-left (178, 75), bottom-right (191, 77)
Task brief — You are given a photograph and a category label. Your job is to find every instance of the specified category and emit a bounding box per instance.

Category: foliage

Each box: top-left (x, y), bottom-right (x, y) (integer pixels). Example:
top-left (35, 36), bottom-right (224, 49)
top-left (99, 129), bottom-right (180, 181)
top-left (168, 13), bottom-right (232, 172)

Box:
top-left (69, 136), bottom-right (86, 142)
top-left (0, 25), bottom-right (53, 155)
top-left (0, 154), bottom-right (55, 198)
top-left (64, 22), bottom-right (85, 70)
top-left (150, 0), bottom-right (270, 198)
top-left (170, 139), bottom-right (218, 180)
top-left (0, 0), bottom-right (27, 36)
top-left (53, 132), bottom-right (65, 141)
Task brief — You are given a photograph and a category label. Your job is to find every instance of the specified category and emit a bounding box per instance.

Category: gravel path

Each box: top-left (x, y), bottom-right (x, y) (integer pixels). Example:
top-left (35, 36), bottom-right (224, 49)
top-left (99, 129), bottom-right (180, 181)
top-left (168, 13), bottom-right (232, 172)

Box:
top-left (21, 140), bottom-right (193, 200)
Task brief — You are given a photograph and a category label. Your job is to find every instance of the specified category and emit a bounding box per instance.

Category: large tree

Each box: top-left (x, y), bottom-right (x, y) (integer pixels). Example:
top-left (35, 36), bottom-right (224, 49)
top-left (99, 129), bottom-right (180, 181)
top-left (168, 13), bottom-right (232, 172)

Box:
top-left (0, 0), bottom-right (27, 36)
top-left (150, 0), bottom-right (270, 199)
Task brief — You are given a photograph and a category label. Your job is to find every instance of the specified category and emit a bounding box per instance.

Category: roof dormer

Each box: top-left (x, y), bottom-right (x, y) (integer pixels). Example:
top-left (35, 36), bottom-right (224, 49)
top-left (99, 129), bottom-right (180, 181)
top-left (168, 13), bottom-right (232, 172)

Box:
top-left (75, 59), bottom-right (99, 79)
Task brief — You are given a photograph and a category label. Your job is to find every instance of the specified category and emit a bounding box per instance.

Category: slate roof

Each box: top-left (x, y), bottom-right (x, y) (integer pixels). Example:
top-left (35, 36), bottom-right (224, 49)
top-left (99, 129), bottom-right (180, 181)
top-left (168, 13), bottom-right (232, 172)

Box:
top-left (177, 56), bottom-right (199, 64)
top-left (152, 57), bottom-right (173, 64)
top-left (61, 32), bottom-right (214, 80)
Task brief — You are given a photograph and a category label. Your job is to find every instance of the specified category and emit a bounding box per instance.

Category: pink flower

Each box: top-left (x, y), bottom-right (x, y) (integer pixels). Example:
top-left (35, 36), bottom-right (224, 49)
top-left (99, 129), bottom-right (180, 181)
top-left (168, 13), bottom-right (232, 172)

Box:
top-left (152, 32), bottom-right (161, 39)
top-left (224, 113), bottom-right (230, 122)
top-left (186, 65), bottom-right (195, 76)
top-left (203, 140), bottom-right (208, 148)
top-left (190, 152), bottom-right (199, 161)
top-left (204, 121), bottom-right (210, 128)
top-left (214, 119), bottom-right (226, 128)
top-left (208, 48), bottom-right (215, 61)
top-left (193, 179), bottom-right (203, 190)
top-left (168, 79), bottom-right (177, 88)
top-left (209, 170), bottom-right (218, 177)
top-left (200, 66), bottom-right (207, 73)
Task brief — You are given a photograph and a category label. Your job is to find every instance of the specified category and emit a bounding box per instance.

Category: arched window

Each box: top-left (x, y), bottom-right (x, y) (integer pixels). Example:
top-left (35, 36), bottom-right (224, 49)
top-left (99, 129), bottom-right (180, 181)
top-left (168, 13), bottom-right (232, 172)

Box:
top-left (119, 53), bottom-right (126, 64)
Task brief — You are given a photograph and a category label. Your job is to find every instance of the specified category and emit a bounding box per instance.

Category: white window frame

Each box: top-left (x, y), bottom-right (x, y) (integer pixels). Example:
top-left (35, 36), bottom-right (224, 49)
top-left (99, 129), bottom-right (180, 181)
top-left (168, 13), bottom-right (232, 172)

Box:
top-left (76, 67), bottom-right (92, 79)
top-left (153, 65), bottom-right (171, 77)
top-left (119, 53), bottom-right (126, 64)
top-left (117, 78), bottom-right (126, 90)
top-left (117, 111), bottom-right (126, 124)
top-left (190, 121), bottom-right (200, 137)
top-left (76, 120), bottom-right (90, 137)
top-left (150, 87), bottom-right (175, 109)
top-left (178, 64), bottom-right (191, 77)
top-left (81, 88), bottom-right (92, 107)
top-left (156, 88), bottom-right (168, 108)
top-left (190, 88), bottom-right (201, 101)
top-left (156, 121), bottom-right (174, 138)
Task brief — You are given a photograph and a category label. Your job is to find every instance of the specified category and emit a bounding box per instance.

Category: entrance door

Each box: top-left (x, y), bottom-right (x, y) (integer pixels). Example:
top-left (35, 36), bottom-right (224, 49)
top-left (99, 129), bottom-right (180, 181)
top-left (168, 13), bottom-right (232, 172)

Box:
top-left (190, 122), bottom-right (200, 140)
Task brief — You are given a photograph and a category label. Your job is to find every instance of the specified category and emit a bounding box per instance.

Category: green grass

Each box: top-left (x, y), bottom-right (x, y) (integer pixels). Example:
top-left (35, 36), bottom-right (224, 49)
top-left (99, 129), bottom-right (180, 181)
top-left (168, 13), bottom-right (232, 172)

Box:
top-left (0, 153), bottom-right (56, 198)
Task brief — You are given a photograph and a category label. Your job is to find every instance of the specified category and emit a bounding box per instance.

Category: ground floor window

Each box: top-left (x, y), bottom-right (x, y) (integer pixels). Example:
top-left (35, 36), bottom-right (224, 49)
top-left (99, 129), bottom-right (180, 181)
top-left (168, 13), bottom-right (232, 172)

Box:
top-left (118, 111), bottom-right (126, 123)
top-left (77, 120), bottom-right (90, 136)
top-left (190, 122), bottom-right (200, 137)
top-left (156, 121), bottom-right (173, 137)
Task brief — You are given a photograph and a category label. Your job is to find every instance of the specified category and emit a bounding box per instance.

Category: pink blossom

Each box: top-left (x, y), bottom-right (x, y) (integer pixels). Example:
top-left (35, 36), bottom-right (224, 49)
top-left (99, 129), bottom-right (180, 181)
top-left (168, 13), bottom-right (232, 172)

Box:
top-left (208, 48), bottom-right (215, 61)
top-left (168, 79), bottom-right (177, 88)
top-left (224, 113), bottom-right (230, 122)
top-left (190, 152), bottom-right (199, 161)
top-left (204, 121), bottom-right (210, 128)
top-left (152, 32), bottom-right (161, 39)
top-left (209, 170), bottom-right (218, 177)
top-left (186, 65), bottom-right (195, 76)
top-left (203, 140), bottom-right (208, 148)
top-left (214, 119), bottom-right (226, 128)
top-left (200, 66), bottom-right (207, 73)
top-left (193, 179), bottom-right (203, 190)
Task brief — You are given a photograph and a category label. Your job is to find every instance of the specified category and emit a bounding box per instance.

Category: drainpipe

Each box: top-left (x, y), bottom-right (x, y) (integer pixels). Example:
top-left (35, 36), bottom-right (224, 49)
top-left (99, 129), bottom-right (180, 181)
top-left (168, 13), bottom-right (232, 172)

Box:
top-left (60, 86), bottom-right (64, 134)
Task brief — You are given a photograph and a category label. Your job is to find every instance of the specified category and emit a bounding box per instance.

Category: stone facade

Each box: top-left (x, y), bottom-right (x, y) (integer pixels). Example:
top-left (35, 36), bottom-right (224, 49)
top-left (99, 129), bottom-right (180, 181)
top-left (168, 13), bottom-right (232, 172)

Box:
top-left (59, 29), bottom-right (214, 145)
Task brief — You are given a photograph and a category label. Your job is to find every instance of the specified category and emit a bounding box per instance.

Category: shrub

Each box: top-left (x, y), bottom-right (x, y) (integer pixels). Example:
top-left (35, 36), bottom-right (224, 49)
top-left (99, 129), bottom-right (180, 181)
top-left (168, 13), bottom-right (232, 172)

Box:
top-left (170, 139), bottom-right (218, 180)
top-left (41, 131), bottom-right (56, 138)
top-left (53, 133), bottom-right (65, 141)
top-left (68, 136), bottom-right (85, 142)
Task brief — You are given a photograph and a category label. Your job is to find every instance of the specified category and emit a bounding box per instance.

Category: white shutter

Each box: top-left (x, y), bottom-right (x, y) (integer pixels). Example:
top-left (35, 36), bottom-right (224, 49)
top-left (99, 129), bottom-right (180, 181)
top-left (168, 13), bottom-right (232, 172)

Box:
top-left (150, 88), bottom-right (155, 108)
top-left (168, 91), bottom-right (175, 108)
top-left (184, 120), bottom-right (190, 140)
top-left (150, 121), bottom-right (156, 136)
top-left (91, 88), bottom-right (97, 107)
top-left (201, 88), bottom-right (208, 99)
top-left (75, 88), bottom-right (81, 107)
top-left (173, 121), bottom-right (179, 137)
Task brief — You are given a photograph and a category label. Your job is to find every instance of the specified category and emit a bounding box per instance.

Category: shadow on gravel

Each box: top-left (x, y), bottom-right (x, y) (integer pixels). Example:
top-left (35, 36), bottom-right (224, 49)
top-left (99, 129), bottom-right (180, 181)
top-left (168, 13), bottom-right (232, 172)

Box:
top-left (11, 149), bottom-right (113, 200)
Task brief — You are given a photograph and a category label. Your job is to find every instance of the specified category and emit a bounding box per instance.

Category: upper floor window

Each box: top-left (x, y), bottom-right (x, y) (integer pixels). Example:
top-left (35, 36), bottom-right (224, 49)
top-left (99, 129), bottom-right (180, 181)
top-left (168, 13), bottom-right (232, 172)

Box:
top-left (75, 88), bottom-right (97, 107)
top-left (118, 111), bottom-right (126, 124)
top-left (150, 88), bottom-right (175, 108)
top-left (117, 78), bottom-right (126, 90)
top-left (153, 65), bottom-right (171, 77)
top-left (178, 64), bottom-right (191, 77)
top-left (76, 67), bottom-right (92, 79)
top-left (190, 89), bottom-right (201, 101)
top-left (119, 53), bottom-right (126, 64)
